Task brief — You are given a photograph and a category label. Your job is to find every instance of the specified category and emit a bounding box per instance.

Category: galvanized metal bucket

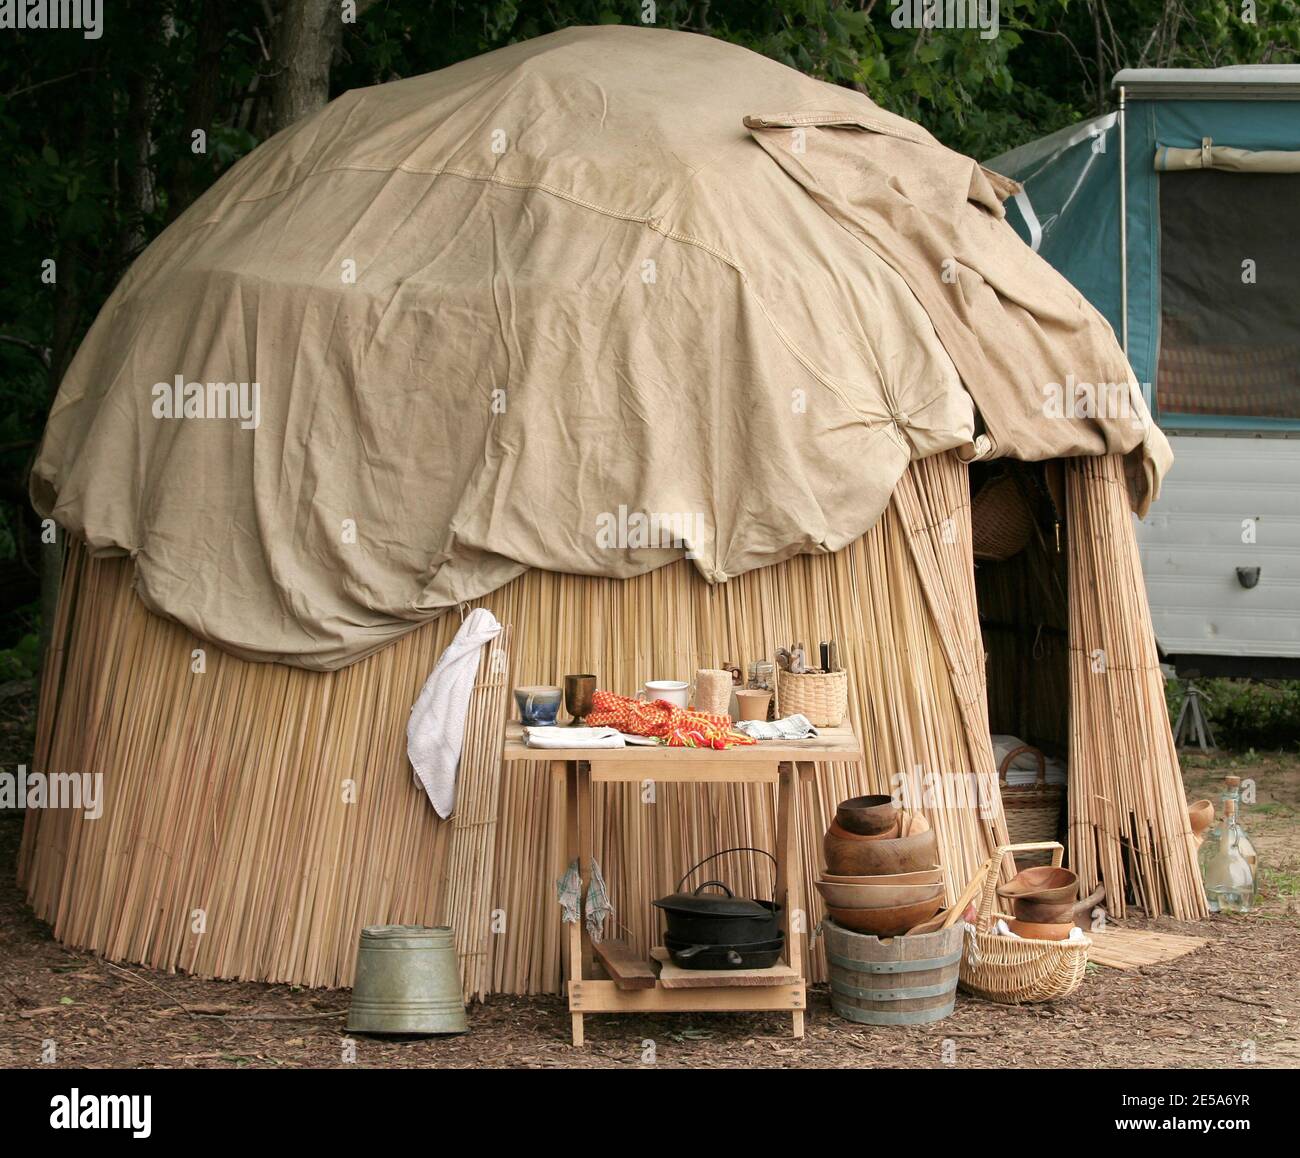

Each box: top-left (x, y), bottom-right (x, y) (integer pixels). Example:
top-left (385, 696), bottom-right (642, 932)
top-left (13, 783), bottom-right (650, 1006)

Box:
top-left (346, 925), bottom-right (467, 1035)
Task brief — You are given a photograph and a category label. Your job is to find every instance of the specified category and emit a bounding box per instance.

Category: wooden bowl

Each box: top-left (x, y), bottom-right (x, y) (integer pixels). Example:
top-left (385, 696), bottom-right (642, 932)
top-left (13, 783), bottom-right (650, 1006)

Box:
top-left (826, 817), bottom-right (899, 843)
top-left (820, 868), bottom-right (943, 887)
top-left (827, 895), bottom-right (945, 937)
top-left (824, 826), bottom-right (939, 876)
top-left (996, 865), bottom-right (1078, 906)
top-left (1072, 885), bottom-right (1105, 931)
top-left (899, 811), bottom-right (931, 837)
top-left (835, 794), bottom-right (898, 836)
top-left (1006, 918), bottom-right (1075, 941)
top-left (1188, 799), bottom-right (1215, 834)
top-left (815, 879), bottom-right (944, 910)
top-left (1012, 896), bottom-right (1076, 924)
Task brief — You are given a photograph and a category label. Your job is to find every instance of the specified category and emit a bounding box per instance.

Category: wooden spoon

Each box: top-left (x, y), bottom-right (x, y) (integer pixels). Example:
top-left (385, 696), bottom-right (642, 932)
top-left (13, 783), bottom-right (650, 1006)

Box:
top-left (939, 858), bottom-right (992, 929)
top-left (904, 858), bottom-right (991, 936)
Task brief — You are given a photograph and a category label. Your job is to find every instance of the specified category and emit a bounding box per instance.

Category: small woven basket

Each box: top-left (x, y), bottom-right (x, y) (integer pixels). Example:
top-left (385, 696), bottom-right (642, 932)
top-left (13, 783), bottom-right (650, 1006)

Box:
top-left (971, 473), bottom-right (1033, 562)
top-left (959, 841), bottom-right (1090, 1004)
top-left (776, 668), bottom-right (847, 727)
top-left (998, 744), bottom-right (1063, 866)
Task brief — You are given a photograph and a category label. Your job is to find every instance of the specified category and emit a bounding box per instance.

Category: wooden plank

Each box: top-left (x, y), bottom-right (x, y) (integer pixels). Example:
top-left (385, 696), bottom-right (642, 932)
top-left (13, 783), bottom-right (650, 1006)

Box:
top-left (570, 978), bottom-right (805, 1013)
top-left (592, 939), bottom-right (657, 990)
top-left (589, 761), bottom-right (778, 784)
top-left (649, 948), bottom-right (799, 989)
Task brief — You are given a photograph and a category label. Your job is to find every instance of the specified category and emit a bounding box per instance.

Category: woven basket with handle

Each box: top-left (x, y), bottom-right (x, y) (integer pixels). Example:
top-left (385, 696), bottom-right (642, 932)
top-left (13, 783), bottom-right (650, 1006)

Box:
top-left (998, 743), bottom-right (1062, 866)
top-left (775, 667), bottom-right (847, 727)
top-left (959, 841), bottom-right (1090, 1004)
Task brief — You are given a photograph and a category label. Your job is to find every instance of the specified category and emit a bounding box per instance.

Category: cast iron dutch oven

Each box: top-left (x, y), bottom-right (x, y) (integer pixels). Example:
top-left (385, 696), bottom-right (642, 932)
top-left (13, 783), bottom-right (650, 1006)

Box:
top-left (664, 932), bottom-right (785, 971)
top-left (653, 848), bottom-right (782, 946)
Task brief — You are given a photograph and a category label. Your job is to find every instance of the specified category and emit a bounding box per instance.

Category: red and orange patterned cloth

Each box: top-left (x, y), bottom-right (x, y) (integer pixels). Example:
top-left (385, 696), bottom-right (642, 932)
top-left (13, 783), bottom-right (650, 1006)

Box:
top-left (585, 690), bottom-right (756, 750)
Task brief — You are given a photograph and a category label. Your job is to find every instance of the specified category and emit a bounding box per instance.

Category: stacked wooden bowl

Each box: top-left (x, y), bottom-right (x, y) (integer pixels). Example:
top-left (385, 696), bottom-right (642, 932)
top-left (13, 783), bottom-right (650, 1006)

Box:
top-left (996, 865), bottom-right (1080, 940)
top-left (816, 796), bottom-right (944, 936)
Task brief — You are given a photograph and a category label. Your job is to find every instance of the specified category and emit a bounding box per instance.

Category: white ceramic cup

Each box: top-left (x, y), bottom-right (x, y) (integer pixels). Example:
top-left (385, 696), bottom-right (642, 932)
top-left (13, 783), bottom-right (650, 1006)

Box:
top-left (636, 680), bottom-right (691, 709)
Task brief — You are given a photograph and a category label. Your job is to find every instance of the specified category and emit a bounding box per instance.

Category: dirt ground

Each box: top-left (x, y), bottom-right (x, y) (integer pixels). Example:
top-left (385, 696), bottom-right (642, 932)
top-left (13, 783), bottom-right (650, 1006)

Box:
top-left (2, 744), bottom-right (1297, 1070)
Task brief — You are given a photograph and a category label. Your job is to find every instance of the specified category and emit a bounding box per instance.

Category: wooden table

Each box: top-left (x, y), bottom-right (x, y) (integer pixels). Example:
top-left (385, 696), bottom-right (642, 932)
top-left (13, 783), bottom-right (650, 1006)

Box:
top-left (502, 724), bottom-right (864, 1046)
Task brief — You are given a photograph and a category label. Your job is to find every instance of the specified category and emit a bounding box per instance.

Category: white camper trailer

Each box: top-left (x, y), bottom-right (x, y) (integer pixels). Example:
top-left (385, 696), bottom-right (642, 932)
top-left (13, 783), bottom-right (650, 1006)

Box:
top-left (989, 67), bottom-right (1300, 676)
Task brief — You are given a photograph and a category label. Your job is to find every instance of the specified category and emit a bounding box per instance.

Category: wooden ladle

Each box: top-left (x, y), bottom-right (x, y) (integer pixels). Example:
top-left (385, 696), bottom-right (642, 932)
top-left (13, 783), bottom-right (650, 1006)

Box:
top-left (904, 857), bottom-right (992, 936)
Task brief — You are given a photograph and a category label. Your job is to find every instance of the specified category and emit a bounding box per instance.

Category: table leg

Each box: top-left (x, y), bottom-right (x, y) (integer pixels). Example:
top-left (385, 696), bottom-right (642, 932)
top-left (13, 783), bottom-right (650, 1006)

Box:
top-left (778, 761), bottom-right (806, 1040)
top-left (566, 760), bottom-right (586, 1046)
top-left (550, 761), bottom-right (568, 989)
top-left (577, 761), bottom-right (596, 979)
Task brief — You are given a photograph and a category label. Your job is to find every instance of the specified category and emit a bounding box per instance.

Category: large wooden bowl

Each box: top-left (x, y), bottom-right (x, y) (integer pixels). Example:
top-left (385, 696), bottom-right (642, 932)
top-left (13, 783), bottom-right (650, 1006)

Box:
top-left (820, 868), bottom-right (943, 886)
top-left (1012, 895), bottom-right (1075, 924)
top-left (826, 817), bottom-right (899, 843)
top-left (815, 879), bottom-right (944, 910)
top-left (835, 795), bottom-right (898, 836)
top-left (826, 895), bottom-right (945, 937)
top-left (1006, 918), bottom-right (1075, 941)
top-left (824, 826), bottom-right (939, 876)
top-left (995, 865), bottom-right (1078, 906)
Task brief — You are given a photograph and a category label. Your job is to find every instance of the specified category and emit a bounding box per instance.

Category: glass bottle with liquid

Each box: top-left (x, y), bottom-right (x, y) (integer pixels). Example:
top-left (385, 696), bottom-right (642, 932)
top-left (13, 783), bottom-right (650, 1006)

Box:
top-left (1200, 797), bottom-right (1255, 914)
top-left (1220, 775), bottom-right (1258, 872)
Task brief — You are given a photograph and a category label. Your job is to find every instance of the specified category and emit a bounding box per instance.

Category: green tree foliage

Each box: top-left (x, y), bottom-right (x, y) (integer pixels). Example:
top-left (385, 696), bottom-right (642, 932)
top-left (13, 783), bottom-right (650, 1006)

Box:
top-left (0, 1), bottom-right (1296, 648)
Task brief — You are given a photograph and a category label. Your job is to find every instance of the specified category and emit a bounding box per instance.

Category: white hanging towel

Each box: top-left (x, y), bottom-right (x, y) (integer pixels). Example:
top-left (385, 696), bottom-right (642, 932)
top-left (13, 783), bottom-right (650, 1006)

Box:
top-left (407, 607), bottom-right (502, 817)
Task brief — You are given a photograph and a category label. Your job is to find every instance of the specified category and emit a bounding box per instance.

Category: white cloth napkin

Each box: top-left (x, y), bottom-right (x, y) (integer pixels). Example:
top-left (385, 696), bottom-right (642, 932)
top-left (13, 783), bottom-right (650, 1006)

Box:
top-left (991, 918), bottom-right (1086, 942)
top-left (406, 608), bottom-right (502, 817)
top-left (524, 726), bottom-right (625, 749)
top-left (734, 713), bottom-right (819, 741)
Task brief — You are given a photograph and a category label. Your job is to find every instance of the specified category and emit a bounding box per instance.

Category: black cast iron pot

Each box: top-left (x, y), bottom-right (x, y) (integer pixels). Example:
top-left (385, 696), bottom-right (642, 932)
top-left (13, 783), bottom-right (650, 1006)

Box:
top-left (664, 932), bottom-right (785, 971)
top-left (653, 848), bottom-right (782, 946)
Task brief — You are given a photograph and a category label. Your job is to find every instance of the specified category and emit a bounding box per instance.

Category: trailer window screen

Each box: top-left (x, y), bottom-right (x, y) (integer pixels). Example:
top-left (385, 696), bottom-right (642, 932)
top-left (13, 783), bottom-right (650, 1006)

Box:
top-left (1157, 169), bottom-right (1300, 420)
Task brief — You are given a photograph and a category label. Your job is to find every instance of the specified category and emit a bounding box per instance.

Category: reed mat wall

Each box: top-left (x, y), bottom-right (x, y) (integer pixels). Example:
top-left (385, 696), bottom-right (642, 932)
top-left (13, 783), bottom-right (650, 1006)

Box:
top-left (442, 625), bottom-right (511, 1001)
top-left (19, 452), bottom-right (1197, 993)
top-left (1066, 455), bottom-right (1206, 920)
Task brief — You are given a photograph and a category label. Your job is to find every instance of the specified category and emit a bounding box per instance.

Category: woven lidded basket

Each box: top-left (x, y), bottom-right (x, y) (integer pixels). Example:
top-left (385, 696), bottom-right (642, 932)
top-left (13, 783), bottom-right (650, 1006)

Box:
top-left (958, 841), bottom-right (1090, 1004)
top-left (998, 744), bottom-right (1063, 866)
top-left (776, 668), bottom-right (847, 727)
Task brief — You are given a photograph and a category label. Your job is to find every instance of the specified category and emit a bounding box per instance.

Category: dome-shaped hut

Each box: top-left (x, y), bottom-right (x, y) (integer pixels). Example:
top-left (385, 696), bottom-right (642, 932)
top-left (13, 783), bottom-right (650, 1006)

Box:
top-left (22, 26), bottom-right (1202, 997)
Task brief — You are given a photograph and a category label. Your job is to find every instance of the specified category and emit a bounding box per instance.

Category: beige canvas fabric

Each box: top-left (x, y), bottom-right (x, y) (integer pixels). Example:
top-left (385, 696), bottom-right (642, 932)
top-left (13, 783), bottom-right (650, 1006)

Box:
top-left (31, 26), bottom-right (1168, 670)
top-left (745, 110), bottom-right (1169, 498)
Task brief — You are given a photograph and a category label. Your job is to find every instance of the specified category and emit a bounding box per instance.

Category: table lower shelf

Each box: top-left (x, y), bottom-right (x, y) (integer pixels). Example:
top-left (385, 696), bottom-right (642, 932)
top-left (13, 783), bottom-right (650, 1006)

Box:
top-left (649, 947), bottom-right (800, 989)
top-left (569, 977), bottom-right (806, 1013)
top-left (567, 948), bottom-right (804, 1017)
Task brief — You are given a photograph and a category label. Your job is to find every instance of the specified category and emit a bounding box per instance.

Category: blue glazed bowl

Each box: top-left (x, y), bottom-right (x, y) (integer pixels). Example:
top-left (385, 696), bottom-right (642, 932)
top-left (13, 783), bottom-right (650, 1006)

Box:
top-left (514, 685), bottom-right (563, 726)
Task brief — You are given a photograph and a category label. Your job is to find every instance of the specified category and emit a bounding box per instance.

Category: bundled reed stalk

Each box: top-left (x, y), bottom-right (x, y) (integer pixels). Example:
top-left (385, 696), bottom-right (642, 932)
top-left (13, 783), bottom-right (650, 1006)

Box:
top-left (438, 625), bottom-right (512, 1002)
top-left (22, 452), bottom-right (1019, 993)
top-left (1066, 456), bottom-right (1206, 920)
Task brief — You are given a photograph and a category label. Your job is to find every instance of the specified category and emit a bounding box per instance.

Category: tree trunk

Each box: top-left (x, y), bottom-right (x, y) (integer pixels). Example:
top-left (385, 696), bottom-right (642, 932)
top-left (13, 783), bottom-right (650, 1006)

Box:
top-left (1091, 1), bottom-right (1105, 116)
top-left (269, 0), bottom-right (344, 134)
top-left (169, 0), bottom-right (232, 221)
top-left (120, 67), bottom-right (158, 263)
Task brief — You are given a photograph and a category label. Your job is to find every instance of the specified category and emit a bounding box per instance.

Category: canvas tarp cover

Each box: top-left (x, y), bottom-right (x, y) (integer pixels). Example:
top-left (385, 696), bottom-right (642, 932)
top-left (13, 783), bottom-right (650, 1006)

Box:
top-left (31, 26), bottom-right (1168, 669)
